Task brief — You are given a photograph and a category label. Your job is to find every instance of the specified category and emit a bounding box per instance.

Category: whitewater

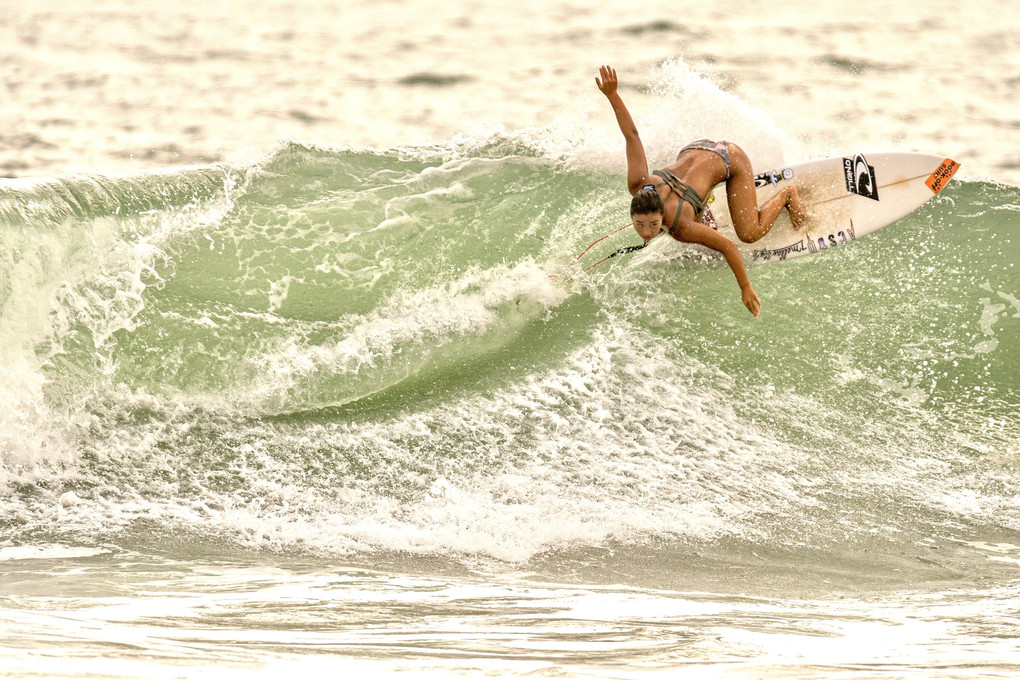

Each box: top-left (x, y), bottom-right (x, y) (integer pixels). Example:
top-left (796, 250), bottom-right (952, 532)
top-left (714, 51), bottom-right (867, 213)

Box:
top-left (2, 1), bottom-right (1019, 678)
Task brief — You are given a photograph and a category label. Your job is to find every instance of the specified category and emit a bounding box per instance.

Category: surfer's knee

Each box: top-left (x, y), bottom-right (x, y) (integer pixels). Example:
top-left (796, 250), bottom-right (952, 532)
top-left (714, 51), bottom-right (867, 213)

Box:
top-left (733, 206), bottom-right (763, 243)
top-left (736, 225), bottom-right (764, 244)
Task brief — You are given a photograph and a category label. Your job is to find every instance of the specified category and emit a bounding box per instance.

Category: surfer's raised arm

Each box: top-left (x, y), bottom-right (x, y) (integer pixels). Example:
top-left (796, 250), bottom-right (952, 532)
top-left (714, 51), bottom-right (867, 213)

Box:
top-left (596, 65), bottom-right (650, 195)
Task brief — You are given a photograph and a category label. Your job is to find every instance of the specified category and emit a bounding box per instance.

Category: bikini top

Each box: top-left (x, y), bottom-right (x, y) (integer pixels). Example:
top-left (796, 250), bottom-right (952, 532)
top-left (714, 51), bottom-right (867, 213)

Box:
top-left (648, 168), bottom-right (706, 231)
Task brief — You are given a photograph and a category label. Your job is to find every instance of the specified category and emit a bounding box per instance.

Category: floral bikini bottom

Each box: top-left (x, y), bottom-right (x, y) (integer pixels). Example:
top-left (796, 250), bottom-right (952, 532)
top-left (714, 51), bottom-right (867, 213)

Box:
top-left (678, 139), bottom-right (731, 179)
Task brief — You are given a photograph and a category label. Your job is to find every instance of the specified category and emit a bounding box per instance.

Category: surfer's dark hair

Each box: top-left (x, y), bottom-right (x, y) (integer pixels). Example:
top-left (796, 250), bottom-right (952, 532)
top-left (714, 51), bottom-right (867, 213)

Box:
top-left (630, 187), bottom-right (663, 216)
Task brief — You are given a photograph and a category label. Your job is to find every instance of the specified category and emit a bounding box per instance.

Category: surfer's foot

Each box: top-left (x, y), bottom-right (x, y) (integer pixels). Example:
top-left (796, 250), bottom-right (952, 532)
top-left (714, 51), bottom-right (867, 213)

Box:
top-left (786, 186), bottom-right (807, 231)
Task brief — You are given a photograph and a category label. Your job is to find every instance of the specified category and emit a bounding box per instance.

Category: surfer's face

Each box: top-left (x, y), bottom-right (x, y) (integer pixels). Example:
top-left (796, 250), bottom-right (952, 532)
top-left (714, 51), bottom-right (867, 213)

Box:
top-left (632, 212), bottom-right (663, 242)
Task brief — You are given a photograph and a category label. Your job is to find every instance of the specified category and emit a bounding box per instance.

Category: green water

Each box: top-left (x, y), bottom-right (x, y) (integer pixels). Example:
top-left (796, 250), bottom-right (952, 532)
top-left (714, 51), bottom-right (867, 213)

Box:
top-left (1, 141), bottom-right (1015, 572)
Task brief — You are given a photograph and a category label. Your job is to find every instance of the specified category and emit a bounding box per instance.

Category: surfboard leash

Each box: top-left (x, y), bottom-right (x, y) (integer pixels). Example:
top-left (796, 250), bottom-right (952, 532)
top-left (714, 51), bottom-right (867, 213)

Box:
top-left (571, 222), bottom-right (634, 262)
top-left (578, 242), bottom-right (647, 273)
top-left (550, 223), bottom-right (646, 281)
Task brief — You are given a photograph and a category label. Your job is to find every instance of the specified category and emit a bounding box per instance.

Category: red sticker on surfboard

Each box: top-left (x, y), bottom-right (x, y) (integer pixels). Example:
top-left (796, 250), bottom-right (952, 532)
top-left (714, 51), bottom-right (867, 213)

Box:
top-left (925, 159), bottom-right (960, 194)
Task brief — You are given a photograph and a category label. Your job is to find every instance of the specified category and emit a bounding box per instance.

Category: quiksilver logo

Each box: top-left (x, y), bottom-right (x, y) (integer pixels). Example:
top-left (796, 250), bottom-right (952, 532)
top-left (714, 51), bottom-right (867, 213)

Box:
top-left (843, 154), bottom-right (879, 201)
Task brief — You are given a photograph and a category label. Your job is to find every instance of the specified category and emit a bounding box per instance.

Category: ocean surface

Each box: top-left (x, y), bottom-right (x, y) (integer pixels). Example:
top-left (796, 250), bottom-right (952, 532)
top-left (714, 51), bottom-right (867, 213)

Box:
top-left (2, 1), bottom-right (1019, 678)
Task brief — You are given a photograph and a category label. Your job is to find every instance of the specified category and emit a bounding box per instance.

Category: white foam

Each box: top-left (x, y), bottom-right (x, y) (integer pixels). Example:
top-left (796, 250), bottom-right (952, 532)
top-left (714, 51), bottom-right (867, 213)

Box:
top-left (0, 187), bottom-right (232, 475)
top-left (0, 544), bottom-right (110, 562)
top-left (567, 58), bottom-right (789, 175)
top-left (183, 323), bottom-right (810, 561)
top-left (243, 260), bottom-right (566, 413)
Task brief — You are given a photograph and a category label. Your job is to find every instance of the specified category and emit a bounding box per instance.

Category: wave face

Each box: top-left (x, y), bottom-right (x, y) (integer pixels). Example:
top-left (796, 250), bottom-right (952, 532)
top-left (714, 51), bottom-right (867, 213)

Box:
top-left (1, 135), bottom-right (1017, 574)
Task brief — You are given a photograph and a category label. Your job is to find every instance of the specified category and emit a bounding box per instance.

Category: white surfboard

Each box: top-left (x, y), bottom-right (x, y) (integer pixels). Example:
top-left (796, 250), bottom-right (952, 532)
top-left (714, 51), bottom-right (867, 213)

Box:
top-left (705, 152), bottom-right (960, 263)
top-left (567, 151), bottom-right (959, 275)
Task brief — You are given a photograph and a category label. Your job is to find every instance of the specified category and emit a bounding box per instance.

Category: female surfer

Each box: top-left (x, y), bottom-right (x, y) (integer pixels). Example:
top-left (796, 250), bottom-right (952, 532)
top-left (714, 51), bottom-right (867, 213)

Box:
top-left (596, 65), bottom-right (806, 318)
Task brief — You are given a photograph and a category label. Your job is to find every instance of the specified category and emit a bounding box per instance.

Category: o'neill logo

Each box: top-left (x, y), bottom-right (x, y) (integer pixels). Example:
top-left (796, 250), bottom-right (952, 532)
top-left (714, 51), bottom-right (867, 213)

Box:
top-left (843, 153), bottom-right (879, 201)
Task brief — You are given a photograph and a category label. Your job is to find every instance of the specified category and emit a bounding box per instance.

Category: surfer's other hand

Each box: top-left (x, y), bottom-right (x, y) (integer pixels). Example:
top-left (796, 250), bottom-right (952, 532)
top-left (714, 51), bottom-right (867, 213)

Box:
top-left (595, 65), bottom-right (618, 96)
top-left (741, 284), bottom-right (761, 318)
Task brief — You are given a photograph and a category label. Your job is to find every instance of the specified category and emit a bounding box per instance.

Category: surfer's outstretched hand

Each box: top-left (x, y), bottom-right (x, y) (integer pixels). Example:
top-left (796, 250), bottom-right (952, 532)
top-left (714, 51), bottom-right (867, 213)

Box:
top-left (742, 284), bottom-right (761, 318)
top-left (595, 65), bottom-right (618, 97)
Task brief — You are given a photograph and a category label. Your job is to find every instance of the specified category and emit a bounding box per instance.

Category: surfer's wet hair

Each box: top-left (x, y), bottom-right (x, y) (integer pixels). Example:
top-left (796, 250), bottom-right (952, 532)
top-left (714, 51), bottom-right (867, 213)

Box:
top-left (630, 187), bottom-right (663, 216)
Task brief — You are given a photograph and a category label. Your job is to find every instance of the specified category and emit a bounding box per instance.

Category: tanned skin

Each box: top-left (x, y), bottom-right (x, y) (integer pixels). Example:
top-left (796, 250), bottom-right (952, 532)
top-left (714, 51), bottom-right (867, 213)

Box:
top-left (596, 65), bottom-right (806, 318)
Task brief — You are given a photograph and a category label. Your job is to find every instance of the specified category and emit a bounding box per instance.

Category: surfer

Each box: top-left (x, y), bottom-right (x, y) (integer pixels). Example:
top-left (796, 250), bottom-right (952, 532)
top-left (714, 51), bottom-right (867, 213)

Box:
top-left (596, 65), bottom-right (806, 318)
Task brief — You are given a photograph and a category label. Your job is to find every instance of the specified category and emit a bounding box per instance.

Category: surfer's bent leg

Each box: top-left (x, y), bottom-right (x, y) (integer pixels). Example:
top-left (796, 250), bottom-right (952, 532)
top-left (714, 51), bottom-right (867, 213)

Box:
top-left (725, 144), bottom-right (807, 243)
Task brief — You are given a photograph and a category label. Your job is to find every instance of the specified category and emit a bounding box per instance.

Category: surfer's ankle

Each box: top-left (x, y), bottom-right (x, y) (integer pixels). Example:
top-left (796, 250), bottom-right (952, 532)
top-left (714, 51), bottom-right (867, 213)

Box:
top-left (787, 186), bottom-right (807, 231)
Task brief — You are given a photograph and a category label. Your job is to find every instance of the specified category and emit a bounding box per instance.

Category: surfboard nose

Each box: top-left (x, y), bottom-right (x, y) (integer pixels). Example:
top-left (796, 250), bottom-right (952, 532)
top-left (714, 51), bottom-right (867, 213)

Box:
top-left (925, 158), bottom-right (961, 194)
